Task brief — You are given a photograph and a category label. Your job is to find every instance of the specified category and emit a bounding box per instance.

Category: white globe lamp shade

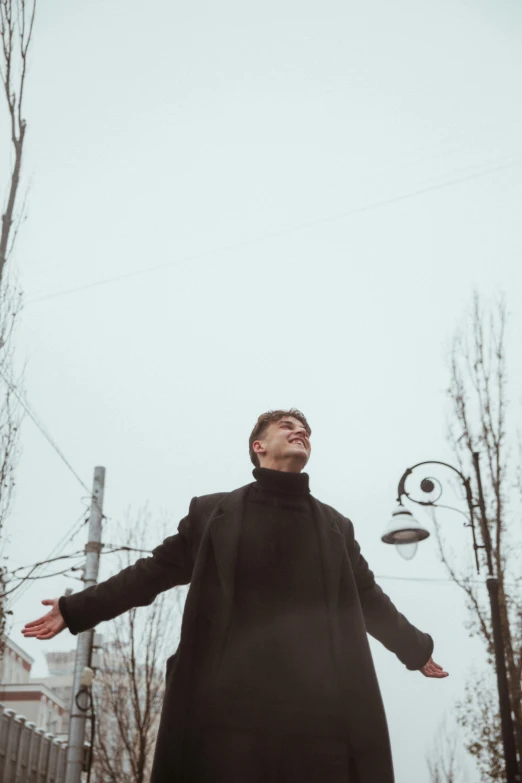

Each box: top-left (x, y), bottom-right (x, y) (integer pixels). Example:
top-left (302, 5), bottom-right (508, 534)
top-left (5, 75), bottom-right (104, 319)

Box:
top-left (381, 505), bottom-right (430, 560)
top-left (395, 541), bottom-right (418, 561)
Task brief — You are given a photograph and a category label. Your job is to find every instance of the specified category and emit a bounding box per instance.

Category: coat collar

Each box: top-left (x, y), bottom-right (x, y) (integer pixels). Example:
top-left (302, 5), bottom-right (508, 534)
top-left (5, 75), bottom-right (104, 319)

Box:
top-left (208, 483), bottom-right (346, 614)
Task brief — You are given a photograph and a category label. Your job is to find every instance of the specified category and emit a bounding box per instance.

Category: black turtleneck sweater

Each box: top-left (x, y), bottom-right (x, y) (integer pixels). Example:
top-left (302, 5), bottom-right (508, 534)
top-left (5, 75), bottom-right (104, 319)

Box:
top-left (192, 467), bottom-right (344, 738)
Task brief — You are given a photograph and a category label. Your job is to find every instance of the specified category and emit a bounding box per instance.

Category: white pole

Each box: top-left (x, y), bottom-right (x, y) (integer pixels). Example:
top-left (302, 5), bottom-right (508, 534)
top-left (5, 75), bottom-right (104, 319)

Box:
top-left (65, 466), bottom-right (105, 783)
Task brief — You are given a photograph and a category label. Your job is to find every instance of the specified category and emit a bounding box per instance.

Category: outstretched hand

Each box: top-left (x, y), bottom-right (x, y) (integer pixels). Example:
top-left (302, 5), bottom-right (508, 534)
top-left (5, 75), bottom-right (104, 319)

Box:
top-left (420, 656), bottom-right (449, 678)
top-left (22, 599), bottom-right (66, 640)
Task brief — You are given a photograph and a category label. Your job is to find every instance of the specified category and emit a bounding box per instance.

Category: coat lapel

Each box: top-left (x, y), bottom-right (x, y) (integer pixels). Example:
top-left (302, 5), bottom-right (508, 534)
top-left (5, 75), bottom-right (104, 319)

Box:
top-left (208, 484), bottom-right (346, 627)
top-left (309, 496), bottom-right (346, 618)
top-left (209, 484), bottom-right (346, 613)
top-left (209, 484), bottom-right (250, 599)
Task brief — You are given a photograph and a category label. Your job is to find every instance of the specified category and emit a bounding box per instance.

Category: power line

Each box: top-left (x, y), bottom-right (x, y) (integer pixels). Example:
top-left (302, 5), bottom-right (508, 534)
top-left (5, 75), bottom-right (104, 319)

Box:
top-left (0, 369), bottom-right (92, 495)
top-left (6, 506), bottom-right (90, 609)
top-left (0, 372), bottom-right (103, 608)
top-left (3, 544), bottom-right (501, 588)
top-left (43, 504), bottom-right (92, 559)
top-left (3, 550), bottom-right (85, 578)
top-left (3, 545), bottom-right (152, 580)
top-left (3, 544), bottom-right (151, 603)
top-left (1, 565), bottom-right (85, 599)
top-left (9, 565), bottom-right (84, 581)
top-left (376, 574), bottom-right (485, 585)
top-left (27, 157), bottom-right (522, 306)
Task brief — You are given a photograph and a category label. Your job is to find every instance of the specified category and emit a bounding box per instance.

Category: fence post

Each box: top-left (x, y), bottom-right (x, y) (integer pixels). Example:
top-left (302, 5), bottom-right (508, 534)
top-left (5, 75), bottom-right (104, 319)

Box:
top-left (24, 720), bottom-right (37, 783)
top-left (34, 726), bottom-right (46, 783)
top-left (4, 709), bottom-right (18, 783)
top-left (0, 704), bottom-right (8, 778)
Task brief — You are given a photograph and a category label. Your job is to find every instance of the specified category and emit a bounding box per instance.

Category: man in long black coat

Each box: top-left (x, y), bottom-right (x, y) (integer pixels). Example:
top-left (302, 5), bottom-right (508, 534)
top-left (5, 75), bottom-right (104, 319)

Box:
top-left (23, 408), bottom-right (448, 783)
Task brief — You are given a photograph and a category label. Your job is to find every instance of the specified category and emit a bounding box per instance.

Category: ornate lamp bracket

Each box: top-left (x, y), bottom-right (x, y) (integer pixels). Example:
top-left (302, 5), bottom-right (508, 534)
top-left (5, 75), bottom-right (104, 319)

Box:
top-left (396, 460), bottom-right (482, 573)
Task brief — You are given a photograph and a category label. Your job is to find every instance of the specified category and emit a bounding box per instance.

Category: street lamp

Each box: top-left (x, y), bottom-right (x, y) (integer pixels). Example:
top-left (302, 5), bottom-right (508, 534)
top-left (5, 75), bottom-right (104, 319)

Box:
top-left (381, 453), bottom-right (520, 783)
top-left (381, 505), bottom-right (430, 560)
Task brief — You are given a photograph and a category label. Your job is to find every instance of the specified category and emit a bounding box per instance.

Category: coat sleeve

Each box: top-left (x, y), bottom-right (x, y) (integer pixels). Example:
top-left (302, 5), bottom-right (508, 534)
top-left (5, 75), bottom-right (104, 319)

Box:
top-left (342, 515), bottom-right (434, 671)
top-left (58, 500), bottom-right (196, 636)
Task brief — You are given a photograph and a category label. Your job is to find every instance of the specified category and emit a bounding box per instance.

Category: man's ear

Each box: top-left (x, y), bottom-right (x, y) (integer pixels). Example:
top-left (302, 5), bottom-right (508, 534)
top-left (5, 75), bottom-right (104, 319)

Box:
top-left (252, 440), bottom-right (265, 455)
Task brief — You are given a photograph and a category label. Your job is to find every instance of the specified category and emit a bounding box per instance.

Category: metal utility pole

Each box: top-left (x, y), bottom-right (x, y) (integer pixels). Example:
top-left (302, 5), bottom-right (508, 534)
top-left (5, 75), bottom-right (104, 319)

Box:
top-left (66, 466), bottom-right (105, 783)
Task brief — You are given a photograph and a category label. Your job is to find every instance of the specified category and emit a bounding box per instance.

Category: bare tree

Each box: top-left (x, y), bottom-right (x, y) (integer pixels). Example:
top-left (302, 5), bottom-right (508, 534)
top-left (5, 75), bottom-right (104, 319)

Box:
top-left (438, 293), bottom-right (522, 780)
top-left (0, 0), bottom-right (37, 658)
top-left (90, 510), bottom-right (185, 783)
top-left (427, 715), bottom-right (467, 783)
top-left (0, 0), bottom-right (36, 285)
top-left (0, 277), bottom-right (22, 647)
top-left (457, 669), bottom-right (505, 783)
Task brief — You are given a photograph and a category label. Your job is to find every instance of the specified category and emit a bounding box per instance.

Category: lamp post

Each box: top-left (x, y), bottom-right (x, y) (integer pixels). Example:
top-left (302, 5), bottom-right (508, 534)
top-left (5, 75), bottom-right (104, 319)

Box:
top-left (381, 452), bottom-right (520, 783)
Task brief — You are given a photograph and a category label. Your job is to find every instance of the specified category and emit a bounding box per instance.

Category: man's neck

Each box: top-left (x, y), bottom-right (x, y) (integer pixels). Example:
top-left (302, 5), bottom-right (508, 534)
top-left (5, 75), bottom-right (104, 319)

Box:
top-left (258, 459), bottom-right (304, 474)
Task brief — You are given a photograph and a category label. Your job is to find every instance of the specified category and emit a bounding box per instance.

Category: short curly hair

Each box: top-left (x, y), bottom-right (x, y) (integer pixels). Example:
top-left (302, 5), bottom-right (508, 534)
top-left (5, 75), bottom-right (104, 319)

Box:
top-left (248, 408), bottom-right (311, 468)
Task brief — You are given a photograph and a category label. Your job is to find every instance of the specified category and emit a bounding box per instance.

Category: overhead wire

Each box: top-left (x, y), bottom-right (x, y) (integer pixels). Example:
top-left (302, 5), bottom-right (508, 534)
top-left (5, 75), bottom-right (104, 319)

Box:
top-left (8, 564), bottom-right (84, 581)
top-left (2, 542), bottom-right (501, 589)
top-left (0, 371), bottom-right (104, 609)
top-left (0, 368), bottom-right (92, 496)
top-left (6, 505), bottom-right (90, 609)
top-left (40, 503), bottom-right (91, 561)
top-left (1, 565), bottom-right (85, 599)
top-left (0, 369), bottom-right (108, 607)
top-left (3, 544), bottom-right (151, 604)
top-left (26, 157), bottom-right (522, 306)
top-left (4, 550), bottom-right (85, 577)
top-left (3, 544), bottom-right (152, 580)
top-left (375, 574), bottom-right (485, 585)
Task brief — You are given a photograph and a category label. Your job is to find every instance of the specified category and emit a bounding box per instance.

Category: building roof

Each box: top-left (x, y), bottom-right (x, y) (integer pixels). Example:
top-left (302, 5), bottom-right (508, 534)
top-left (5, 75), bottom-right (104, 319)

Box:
top-left (2, 636), bottom-right (34, 667)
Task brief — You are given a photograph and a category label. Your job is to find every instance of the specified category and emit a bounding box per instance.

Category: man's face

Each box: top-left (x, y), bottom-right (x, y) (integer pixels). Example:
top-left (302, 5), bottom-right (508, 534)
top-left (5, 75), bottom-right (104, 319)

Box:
top-left (253, 416), bottom-right (311, 472)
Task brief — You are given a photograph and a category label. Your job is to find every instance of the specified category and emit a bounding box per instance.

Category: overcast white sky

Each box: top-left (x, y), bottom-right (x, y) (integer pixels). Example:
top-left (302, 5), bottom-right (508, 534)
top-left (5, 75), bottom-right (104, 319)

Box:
top-left (1, 0), bottom-right (522, 780)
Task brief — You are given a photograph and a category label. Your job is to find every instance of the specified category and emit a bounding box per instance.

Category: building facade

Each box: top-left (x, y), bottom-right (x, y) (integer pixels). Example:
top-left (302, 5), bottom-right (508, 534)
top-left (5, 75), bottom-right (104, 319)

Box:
top-left (0, 636), bottom-right (33, 685)
top-left (0, 637), bottom-right (65, 735)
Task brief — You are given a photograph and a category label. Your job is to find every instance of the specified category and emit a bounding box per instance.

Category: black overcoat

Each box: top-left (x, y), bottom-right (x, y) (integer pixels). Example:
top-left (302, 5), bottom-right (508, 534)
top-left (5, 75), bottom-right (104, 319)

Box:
top-left (61, 483), bottom-right (434, 783)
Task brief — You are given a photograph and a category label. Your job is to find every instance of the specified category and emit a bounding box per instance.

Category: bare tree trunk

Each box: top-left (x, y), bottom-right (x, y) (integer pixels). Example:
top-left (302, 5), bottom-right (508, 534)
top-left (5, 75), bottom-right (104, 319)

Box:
top-left (0, 0), bottom-right (36, 659)
top-left (0, 278), bottom-right (22, 655)
top-left (0, 0), bottom-right (36, 285)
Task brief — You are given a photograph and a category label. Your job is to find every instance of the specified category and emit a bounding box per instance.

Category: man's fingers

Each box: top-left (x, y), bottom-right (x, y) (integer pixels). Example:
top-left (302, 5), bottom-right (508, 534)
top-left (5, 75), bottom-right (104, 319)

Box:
top-left (22, 619), bottom-right (56, 635)
top-left (22, 627), bottom-right (48, 638)
top-left (421, 658), bottom-right (447, 677)
top-left (420, 657), bottom-right (448, 676)
top-left (23, 625), bottom-right (56, 639)
top-left (22, 600), bottom-right (61, 640)
top-left (23, 600), bottom-right (58, 632)
top-left (34, 630), bottom-right (57, 640)
top-left (23, 618), bottom-right (47, 630)
top-left (421, 666), bottom-right (449, 678)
